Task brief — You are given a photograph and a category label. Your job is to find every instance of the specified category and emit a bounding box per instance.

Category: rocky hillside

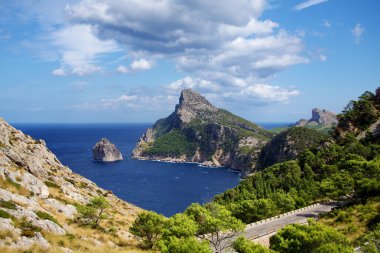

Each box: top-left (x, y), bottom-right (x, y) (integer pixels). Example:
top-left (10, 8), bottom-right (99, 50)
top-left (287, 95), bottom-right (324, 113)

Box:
top-left (132, 89), bottom-right (272, 176)
top-left (257, 127), bottom-right (327, 169)
top-left (294, 108), bottom-right (338, 133)
top-left (0, 118), bottom-right (143, 252)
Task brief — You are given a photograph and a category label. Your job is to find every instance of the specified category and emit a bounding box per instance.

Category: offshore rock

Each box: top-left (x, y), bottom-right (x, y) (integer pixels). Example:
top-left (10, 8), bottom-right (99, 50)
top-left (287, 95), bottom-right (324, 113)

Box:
top-left (93, 138), bottom-right (123, 162)
top-left (295, 108), bottom-right (338, 127)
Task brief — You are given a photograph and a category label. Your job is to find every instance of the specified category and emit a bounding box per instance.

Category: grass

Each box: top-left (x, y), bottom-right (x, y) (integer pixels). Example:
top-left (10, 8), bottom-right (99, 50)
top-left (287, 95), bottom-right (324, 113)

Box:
top-left (45, 180), bottom-right (59, 188)
top-left (0, 176), bottom-right (30, 196)
top-left (0, 209), bottom-right (14, 219)
top-left (0, 200), bottom-right (17, 210)
top-left (318, 197), bottom-right (380, 243)
top-left (35, 210), bottom-right (59, 225)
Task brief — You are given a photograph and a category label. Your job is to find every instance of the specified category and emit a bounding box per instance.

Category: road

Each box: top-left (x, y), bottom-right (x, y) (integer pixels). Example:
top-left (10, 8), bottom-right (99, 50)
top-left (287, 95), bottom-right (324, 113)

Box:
top-left (244, 202), bottom-right (338, 239)
top-left (220, 202), bottom-right (339, 252)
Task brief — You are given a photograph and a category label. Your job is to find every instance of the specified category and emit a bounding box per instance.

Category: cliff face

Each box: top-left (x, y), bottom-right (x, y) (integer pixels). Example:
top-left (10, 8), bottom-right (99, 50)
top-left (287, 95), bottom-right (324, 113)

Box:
top-left (93, 138), bottom-right (123, 162)
top-left (0, 118), bottom-right (141, 252)
top-left (295, 108), bottom-right (338, 127)
top-left (132, 89), bottom-right (272, 176)
top-left (257, 127), bottom-right (327, 169)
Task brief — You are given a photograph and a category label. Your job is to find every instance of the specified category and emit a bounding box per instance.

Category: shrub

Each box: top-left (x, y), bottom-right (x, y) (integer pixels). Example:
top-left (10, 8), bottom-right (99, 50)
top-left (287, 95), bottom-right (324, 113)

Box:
top-left (75, 196), bottom-right (109, 228)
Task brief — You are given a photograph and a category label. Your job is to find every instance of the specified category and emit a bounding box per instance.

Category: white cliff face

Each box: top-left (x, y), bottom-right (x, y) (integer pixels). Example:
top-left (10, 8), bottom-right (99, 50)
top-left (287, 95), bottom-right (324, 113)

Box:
top-left (93, 138), bottom-right (123, 162)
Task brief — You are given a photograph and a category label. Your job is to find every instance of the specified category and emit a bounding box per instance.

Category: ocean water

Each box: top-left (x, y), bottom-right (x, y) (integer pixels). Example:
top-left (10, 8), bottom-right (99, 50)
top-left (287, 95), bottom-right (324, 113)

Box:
top-left (14, 122), bottom-right (289, 217)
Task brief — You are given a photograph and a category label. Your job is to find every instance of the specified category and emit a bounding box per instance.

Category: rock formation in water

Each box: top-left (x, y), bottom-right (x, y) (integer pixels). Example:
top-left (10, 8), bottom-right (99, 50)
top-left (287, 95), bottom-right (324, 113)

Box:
top-left (0, 118), bottom-right (140, 251)
top-left (132, 89), bottom-right (273, 177)
top-left (93, 138), bottom-right (123, 162)
top-left (294, 108), bottom-right (338, 127)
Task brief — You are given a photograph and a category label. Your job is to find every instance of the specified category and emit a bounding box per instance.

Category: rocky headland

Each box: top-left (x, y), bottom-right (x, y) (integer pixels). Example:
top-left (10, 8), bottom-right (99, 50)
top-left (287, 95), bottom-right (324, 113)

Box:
top-left (132, 89), bottom-right (273, 176)
top-left (93, 138), bottom-right (123, 162)
top-left (0, 118), bottom-right (141, 252)
top-left (294, 108), bottom-right (338, 127)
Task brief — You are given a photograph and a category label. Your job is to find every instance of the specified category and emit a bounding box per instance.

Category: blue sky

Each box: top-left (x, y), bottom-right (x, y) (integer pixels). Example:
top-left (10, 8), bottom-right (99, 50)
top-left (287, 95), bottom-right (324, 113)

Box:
top-left (0, 0), bottom-right (379, 123)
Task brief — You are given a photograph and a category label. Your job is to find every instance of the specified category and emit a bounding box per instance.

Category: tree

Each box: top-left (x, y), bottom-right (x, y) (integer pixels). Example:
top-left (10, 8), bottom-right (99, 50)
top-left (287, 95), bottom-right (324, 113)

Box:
top-left (269, 220), bottom-right (353, 253)
top-left (75, 196), bottom-right (109, 228)
top-left (158, 236), bottom-right (212, 253)
top-left (185, 203), bottom-right (244, 253)
top-left (233, 236), bottom-right (272, 253)
top-left (129, 211), bottom-right (166, 249)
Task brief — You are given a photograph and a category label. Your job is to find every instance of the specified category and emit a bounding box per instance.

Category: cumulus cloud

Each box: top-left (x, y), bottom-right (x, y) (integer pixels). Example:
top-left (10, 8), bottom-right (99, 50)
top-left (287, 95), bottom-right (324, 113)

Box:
top-left (130, 59), bottom-right (153, 71)
top-left (351, 23), bottom-right (365, 45)
top-left (47, 0), bottom-right (307, 106)
top-left (51, 24), bottom-right (120, 76)
top-left (294, 0), bottom-right (328, 11)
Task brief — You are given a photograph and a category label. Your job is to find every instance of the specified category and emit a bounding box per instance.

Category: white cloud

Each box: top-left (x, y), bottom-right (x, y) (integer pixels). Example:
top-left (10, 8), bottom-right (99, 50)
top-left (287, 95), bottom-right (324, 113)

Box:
top-left (116, 65), bottom-right (129, 74)
top-left (52, 68), bottom-right (67, 76)
top-left (322, 20), bottom-right (331, 28)
top-left (241, 84), bottom-right (300, 102)
top-left (351, 23), bottom-right (365, 45)
top-left (130, 59), bottom-right (153, 71)
top-left (294, 0), bottom-right (328, 11)
top-left (51, 24), bottom-right (120, 76)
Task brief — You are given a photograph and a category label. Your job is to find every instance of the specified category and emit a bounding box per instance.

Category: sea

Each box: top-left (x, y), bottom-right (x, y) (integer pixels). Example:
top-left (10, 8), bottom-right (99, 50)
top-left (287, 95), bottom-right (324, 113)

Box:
top-left (14, 122), bottom-right (289, 217)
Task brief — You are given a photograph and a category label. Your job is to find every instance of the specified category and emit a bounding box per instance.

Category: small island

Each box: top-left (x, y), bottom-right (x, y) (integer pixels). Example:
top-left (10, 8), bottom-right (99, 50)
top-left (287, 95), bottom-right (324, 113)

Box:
top-left (93, 138), bottom-right (123, 162)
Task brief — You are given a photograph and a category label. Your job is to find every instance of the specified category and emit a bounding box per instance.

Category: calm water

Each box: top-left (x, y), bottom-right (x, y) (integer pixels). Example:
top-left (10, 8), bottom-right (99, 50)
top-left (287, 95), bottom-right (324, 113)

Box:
top-left (14, 122), bottom-right (288, 216)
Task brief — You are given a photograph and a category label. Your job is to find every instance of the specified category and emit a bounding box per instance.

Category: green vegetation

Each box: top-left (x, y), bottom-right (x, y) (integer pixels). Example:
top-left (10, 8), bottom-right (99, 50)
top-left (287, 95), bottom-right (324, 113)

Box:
top-left (233, 237), bottom-right (272, 253)
top-left (74, 196), bottom-right (109, 228)
top-left (44, 180), bottom-right (59, 188)
top-left (19, 219), bottom-right (42, 237)
top-left (144, 130), bottom-right (198, 157)
top-left (130, 203), bottom-right (243, 252)
top-left (257, 127), bottom-right (327, 169)
top-left (35, 210), bottom-right (59, 224)
top-left (0, 209), bottom-right (13, 219)
top-left (0, 200), bottom-right (17, 210)
top-left (270, 219), bottom-right (353, 253)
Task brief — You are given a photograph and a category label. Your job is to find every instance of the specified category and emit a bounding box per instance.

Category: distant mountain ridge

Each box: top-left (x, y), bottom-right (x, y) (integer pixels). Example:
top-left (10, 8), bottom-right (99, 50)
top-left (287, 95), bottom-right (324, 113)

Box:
top-left (132, 89), bottom-right (273, 176)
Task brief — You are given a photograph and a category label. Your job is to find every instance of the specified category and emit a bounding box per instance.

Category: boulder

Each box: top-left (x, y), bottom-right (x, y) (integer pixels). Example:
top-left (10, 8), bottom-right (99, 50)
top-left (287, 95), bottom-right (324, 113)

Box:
top-left (93, 138), bottom-right (123, 162)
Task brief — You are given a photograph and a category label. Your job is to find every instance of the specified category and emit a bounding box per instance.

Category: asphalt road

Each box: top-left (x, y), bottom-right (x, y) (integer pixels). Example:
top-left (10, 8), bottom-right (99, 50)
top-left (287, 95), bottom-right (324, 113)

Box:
top-left (220, 202), bottom-right (339, 252)
top-left (244, 202), bottom-right (338, 239)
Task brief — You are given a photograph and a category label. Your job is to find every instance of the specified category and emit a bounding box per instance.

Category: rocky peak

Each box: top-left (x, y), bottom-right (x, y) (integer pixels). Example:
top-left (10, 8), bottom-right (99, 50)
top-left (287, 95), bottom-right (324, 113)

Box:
top-left (311, 108), bottom-right (338, 125)
top-left (93, 138), bottom-right (123, 162)
top-left (176, 89), bottom-right (218, 124)
top-left (295, 108), bottom-right (338, 126)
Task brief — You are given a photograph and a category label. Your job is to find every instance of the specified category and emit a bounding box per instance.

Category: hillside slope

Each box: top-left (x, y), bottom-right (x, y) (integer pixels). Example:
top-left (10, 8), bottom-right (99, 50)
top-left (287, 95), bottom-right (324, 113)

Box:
top-left (0, 118), bottom-right (143, 252)
top-left (132, 89), bottom-right (272, 176)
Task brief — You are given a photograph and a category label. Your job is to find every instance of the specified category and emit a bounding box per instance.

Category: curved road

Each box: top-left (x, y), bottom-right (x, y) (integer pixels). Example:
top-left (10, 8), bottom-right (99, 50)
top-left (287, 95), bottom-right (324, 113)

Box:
top-left (221, 202), bottom-right (339, 252)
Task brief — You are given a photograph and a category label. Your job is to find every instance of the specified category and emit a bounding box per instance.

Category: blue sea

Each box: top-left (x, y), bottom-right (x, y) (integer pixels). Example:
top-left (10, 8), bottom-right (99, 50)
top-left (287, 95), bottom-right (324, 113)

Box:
top-left (14, 122), bottom-right (289, 217)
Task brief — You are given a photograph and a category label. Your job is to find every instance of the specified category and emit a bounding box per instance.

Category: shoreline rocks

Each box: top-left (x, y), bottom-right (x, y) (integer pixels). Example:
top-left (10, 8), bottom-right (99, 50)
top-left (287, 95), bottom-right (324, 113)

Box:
top-left (92, 138), bottom-right (123, 162)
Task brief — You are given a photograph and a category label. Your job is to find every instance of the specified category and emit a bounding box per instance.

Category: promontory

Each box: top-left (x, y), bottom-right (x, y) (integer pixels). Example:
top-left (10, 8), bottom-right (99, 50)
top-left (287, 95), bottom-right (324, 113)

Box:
top-left (132, 88), bottom-right (273, 176)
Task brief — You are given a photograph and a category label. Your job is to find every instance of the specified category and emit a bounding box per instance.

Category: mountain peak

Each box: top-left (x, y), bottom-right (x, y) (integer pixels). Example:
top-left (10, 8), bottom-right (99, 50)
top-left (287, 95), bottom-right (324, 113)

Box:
top-left (179, 89), bottom-right (213, 107)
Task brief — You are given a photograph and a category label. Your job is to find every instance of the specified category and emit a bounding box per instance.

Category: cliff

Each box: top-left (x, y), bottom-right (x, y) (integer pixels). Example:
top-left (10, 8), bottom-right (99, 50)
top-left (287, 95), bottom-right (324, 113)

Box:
top-left (93, 138), bottom-right (123, 162)
top-left (294, 108), bottom-right (338, 127)
top-left (132, 89), bottom-right (272, 176)
top-left (257, 127), bottom-right (327, 169)
top-left (0, 118), bottom-right (141, 252)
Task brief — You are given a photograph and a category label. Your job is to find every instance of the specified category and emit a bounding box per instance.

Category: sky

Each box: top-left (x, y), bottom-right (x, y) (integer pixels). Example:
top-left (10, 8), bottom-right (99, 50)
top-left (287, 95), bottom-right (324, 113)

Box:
top-left (0, 0), bottom-right (379, 123)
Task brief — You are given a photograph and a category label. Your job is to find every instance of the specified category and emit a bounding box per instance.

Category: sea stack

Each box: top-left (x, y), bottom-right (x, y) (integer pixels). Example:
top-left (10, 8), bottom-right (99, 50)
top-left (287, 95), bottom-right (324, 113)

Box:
top-left (93, 138), bottom-right (123, 162)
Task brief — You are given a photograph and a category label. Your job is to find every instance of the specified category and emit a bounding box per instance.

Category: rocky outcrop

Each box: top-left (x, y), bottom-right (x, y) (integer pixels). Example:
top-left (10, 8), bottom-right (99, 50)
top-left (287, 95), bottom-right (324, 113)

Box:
top-left (257, 127), bottom-right (326, 169)
top-left (295, 108), bottom-right (338, 127)
top-left (0, 118), bottom-right (141, 251)
top-left (132, 89), bottom-right (272, 176)
top-left (93, 138), bottom-right (123, 162)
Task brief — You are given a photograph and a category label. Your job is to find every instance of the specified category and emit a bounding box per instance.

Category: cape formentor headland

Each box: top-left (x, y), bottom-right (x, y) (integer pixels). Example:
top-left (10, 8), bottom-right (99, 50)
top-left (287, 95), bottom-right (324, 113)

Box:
top-left (132, 89), bottom-right (273, 176)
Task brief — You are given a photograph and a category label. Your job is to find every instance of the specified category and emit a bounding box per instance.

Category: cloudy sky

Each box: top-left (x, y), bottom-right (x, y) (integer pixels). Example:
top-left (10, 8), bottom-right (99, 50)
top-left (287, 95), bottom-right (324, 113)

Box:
top-left (0, 0), bottom-right (379, 123)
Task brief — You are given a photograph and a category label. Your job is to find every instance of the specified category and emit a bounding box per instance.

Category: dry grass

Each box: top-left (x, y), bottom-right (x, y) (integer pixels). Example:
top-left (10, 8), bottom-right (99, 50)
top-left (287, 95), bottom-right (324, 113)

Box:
top-left (0, 175), bottom-right (30, 197)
